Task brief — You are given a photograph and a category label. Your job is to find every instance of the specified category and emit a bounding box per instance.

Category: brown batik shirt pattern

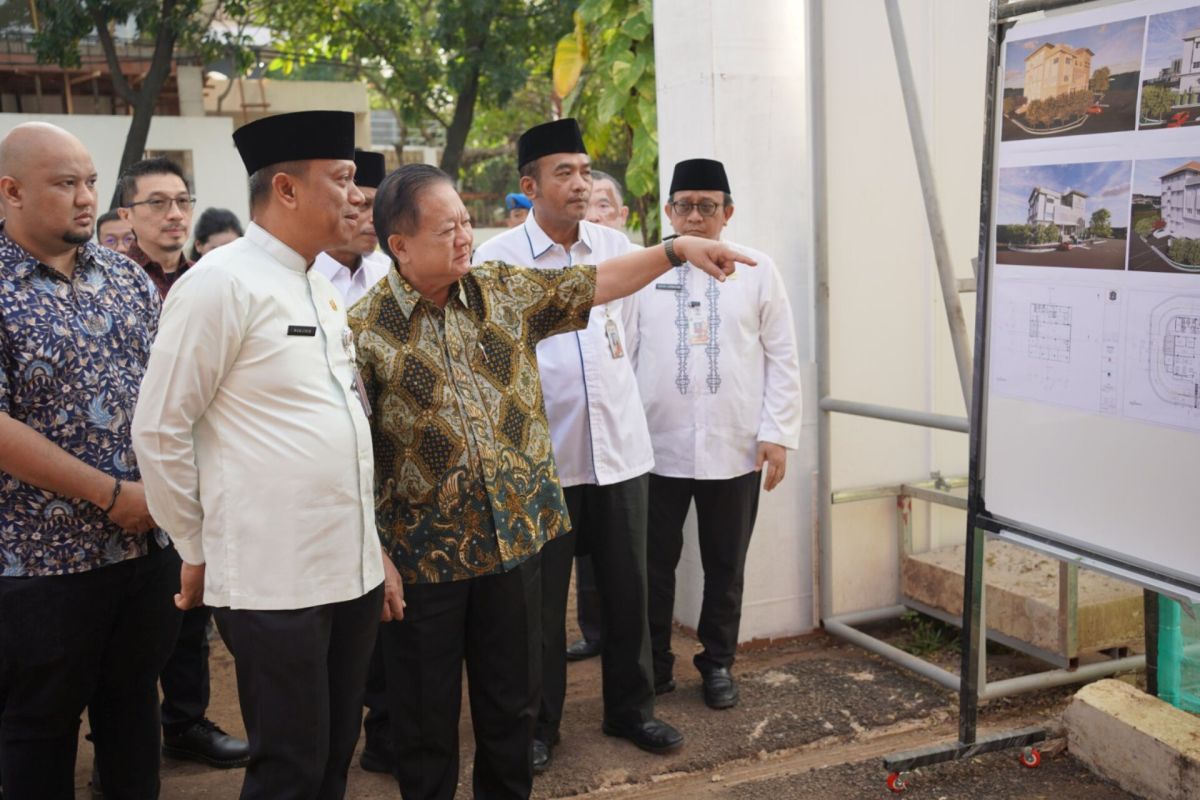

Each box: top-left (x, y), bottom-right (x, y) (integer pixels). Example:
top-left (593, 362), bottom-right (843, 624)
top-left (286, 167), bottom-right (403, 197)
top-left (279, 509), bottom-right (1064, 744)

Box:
top-left (348, 262), bottom-right (597, 584)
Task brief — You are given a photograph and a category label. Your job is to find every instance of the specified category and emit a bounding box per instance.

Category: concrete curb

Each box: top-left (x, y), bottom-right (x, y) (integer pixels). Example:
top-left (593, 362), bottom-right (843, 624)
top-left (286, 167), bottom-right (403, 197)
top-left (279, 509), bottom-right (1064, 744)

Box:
top-left (1065, 679), bottom-right (1200, 799)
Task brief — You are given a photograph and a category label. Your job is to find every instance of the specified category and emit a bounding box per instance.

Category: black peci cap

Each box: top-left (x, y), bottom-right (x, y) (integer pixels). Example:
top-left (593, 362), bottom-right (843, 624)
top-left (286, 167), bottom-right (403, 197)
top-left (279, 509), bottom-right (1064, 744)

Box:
top-left (517, 118), bottom-right (588, 169)
top-left (669, 158), bottom-right (731, 195)
top-left (232, 110), bottom-right (357, 175)
top-left (353, 149), bottom-right (386, 188)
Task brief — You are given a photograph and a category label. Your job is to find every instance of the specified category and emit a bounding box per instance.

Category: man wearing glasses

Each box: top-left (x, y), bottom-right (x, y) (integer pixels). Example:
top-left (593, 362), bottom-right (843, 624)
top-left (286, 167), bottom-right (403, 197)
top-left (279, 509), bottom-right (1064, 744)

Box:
top-left (118, 158), bottom-right (196, 298)
top-left (631, 158), bottom-right (802, 712)
top-left (96, 209), bottom-right (136, 257)
top-left (116, 156), bottom-right (251, 772)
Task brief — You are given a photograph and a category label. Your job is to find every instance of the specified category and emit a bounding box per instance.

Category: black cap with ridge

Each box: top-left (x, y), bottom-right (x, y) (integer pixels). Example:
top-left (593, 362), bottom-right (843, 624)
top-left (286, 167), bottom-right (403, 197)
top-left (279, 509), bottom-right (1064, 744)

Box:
top-left (669, 158), bottom-right (731, 195)
top-left (353, 149), bottom-right (386, 188)
top-left (518, 118), bottom-right (588, 168)
top-left (232, 110), bottom-right (356, 175)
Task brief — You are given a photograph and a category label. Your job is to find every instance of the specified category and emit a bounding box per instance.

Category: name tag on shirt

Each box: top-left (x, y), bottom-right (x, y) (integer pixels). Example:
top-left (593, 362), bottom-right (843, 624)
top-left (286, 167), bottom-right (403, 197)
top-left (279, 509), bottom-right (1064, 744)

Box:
top-left (655, 283), bottom-right (683, 291)
top-left (287, 325), bottom-right (317, 337)
top-left (688, 302), bottom-right (709, 346)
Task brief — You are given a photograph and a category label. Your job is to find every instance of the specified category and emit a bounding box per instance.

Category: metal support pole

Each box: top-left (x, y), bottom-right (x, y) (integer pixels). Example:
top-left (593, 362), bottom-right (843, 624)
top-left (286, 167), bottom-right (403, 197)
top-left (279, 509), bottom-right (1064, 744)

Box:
top-left (811, 0), bottom-right (834, 625)
top-left (959, 524), bottom-right (986, 745)
top-left (884, 0), bottom-right (975, 411)
top-left (820, 397), bottom-right (969, 433)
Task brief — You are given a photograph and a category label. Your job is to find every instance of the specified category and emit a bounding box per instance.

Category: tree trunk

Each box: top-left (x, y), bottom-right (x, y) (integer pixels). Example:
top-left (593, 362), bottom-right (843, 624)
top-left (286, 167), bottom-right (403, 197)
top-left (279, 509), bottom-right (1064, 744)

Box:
top-left (92, 0), bottom-right (180, 208)
top-left (439, 61), bottom-right (482, 180)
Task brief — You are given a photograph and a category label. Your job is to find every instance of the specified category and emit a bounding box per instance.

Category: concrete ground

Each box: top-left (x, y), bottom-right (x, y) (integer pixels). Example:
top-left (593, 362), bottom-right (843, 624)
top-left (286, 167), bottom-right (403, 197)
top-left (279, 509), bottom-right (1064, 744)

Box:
top-left (72, 603), bottom-right (1138, 798)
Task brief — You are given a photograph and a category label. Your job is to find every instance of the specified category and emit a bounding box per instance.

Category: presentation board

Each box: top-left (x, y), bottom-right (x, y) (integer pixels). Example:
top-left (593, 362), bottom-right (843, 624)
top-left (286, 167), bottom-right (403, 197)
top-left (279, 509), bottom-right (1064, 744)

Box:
top-left (981, 0), bottom-right (1200, 589)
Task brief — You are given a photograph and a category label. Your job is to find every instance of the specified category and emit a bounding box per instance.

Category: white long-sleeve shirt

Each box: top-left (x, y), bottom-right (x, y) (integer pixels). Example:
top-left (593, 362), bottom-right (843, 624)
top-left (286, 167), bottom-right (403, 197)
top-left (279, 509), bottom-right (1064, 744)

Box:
top-left (132, 223), bottom-right (383, 610)
top-left (312, 249), bottom-right (391, 308)
top-left (472, 214), bottom-right (654, 487)
top-left (629, 240), bottom-right (803, 479)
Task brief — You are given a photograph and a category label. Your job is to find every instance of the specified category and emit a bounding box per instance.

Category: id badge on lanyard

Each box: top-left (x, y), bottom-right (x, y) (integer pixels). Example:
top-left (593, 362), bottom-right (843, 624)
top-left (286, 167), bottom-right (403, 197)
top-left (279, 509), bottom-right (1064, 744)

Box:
top-left (604, 317), bottom-right (625, 359)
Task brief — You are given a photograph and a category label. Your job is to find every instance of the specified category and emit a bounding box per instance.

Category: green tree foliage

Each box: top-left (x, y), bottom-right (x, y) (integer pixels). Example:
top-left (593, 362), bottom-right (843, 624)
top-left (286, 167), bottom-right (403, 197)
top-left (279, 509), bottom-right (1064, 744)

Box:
top-left (1022, 89), bottom-right (1091, 128)
top-left (1134, 215), bottom-right (1161, 237)
top-left (1003, 93), bottom-right (1026, 116)
top-left (1089, 208), bottom-right (1112, 239)
top-left (1089, 66), bottom-right (1111, 93)
top-left (1036, 223), bottom-right (1061, 244)
top-left (32, 0), bottom-right (254, 206)
top-left (1142, 84), bottom-right (1175, 121)
top-left (1001, 224), bottom-right (1035, 246)
top-left (259, 0), bottom-right (571, 179)
top-left (1168, 236), bottom-right (1200, 266)
top-left (553, 0), bottom-right (658, 244)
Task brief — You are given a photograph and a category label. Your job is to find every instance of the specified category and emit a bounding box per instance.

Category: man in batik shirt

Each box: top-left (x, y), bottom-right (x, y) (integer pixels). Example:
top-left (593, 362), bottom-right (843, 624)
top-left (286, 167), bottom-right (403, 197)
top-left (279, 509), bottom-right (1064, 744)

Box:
top-left (350, 163), bottom-right (751, 799)
top-left (0, 122), bottom-right (180, 799)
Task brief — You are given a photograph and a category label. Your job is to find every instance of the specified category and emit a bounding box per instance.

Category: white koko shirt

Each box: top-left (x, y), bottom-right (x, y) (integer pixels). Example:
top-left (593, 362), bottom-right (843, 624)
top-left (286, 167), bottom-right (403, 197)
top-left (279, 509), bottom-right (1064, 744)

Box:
top-left (312, 249), bottom-right (392, 308)
top-left (132, 223), bottom-right (384, 611)
top-left (472, 213), bottom-right (654, 487)
top-left (629, 241), bottom-right (803, 479)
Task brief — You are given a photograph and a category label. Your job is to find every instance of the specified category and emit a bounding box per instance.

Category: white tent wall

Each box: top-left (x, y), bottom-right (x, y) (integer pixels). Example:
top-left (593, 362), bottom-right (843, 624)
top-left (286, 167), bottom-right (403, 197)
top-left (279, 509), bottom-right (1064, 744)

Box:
top-left (654, 0), bottom-right (990, 641)
top-left (821, 0), bottom-right (987, 617)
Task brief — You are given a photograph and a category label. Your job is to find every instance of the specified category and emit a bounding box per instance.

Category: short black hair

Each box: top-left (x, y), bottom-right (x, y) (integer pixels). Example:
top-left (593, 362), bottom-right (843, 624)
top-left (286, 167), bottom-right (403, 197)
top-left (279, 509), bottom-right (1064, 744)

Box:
top-left (118, 157), bottom-right (190, 206)
top-left (518, 159), bottom-right (539, 181)
top-left (190, 207), bottom-right (244, 260)
top-left (96, 209), bottom-right (122, 230)
top-left (591, 170), bottom-right (625, 205)
top-left (194, 207), bottom-right (244, 244)
top-left (247, 160), bottom-right (310, 211)
top-left (373, 164), bottom-right (452, 262)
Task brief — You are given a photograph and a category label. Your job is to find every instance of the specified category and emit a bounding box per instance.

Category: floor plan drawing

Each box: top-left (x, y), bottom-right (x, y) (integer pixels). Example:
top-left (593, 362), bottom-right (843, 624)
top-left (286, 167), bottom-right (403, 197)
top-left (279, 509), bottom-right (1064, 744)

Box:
top-left (989, 272), bottom-right (1112, 413)
top-left (1123, 291), bottom-right (1200, 432)
top-left (1028, 303), bottom-right (1073, 362)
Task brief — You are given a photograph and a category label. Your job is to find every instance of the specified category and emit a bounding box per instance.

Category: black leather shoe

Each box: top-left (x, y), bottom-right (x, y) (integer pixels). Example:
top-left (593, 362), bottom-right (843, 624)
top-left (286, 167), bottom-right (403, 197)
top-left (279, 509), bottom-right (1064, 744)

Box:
top-left (701, 667), bottom-right (739, 709)
top-left (359, 747), bottom-right (392, 774)
top-left (565, 638), bottom-right (603, 661)
top-left (531, 738), bottom-right (552, 774)
top-left (654, 677), bottom-right (676, 695)
top-left (602, 718), bottom-right (684, 754)
top-left (162, 719), bottom-right (250, 768)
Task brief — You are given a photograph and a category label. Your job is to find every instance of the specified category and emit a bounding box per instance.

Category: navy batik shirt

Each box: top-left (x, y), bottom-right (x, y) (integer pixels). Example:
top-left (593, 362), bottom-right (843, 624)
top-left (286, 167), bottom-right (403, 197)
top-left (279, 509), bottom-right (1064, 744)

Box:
top-left (0, 223), bottom-right (167, 577)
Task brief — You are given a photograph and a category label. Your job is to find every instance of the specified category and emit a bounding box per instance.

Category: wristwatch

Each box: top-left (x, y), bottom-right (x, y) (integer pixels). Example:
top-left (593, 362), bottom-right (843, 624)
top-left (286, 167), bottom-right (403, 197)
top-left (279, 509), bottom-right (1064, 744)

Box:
top-left (662, 235), bottom-right (684, 267)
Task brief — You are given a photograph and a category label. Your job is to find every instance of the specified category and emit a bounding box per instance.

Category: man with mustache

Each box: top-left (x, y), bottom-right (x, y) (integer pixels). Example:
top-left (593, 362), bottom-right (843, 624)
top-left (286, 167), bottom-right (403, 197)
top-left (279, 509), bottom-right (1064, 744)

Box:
top-left (633, 158), bottom-right (802, 711)
top-left (133, 110), bottom-right (404, 800)
top-left (0, 122), bottom-right (180, 799)
top-left (117, 156), bottom-right (251, 774)
top-left (473, 119), bottom-right (682, 773)
top-left (314, 150), bottom-right (391, 309)
top-left (118, 157), bottom-right (196, 297)
top-left (313, 147), bottom-right (395, 775)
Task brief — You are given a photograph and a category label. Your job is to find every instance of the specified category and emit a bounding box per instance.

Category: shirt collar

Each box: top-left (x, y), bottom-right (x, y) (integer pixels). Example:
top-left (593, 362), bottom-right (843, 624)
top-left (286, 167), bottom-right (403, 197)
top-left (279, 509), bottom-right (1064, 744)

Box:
top-left (387, 266), bottom-right (465, 320)
top-left (0, 220), bottom-right (106, 282)
top-left (245, 222), bottom-right (309, 274)
top-left (522, 210), bottom-right (593, 262)
top-left (126, 240), bottom-right (192, 274)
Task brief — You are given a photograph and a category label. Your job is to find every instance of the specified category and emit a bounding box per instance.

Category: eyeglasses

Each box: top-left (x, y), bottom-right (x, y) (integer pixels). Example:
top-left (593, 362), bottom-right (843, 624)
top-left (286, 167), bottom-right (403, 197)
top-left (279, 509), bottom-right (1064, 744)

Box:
top-left (669, 200), bottom-right (722, 217)
top-left (101, 234), bottom-right (136, 248)
top-left (127, 195), bottom-right (196, 215)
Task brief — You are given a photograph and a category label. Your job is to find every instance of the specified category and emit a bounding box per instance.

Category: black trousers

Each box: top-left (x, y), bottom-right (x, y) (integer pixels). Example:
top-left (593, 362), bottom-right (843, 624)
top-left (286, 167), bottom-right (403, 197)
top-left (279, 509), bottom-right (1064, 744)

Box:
top-left (646, 471), bottom-right (761, 680)
top-left (383, 558), bottom-right (541, 800)
top-left (362, 629), bottom-right (390, 753)
top-left (213, 584), bottom-right (383, 800)
top-left (573, 554), bottom-right (603, 644)
top-left (160, 604), bottom-right (212, 735)
top-left (540, 475), bottom-right (654, 742)
top-left (0, 546), bottom-right (181, 800)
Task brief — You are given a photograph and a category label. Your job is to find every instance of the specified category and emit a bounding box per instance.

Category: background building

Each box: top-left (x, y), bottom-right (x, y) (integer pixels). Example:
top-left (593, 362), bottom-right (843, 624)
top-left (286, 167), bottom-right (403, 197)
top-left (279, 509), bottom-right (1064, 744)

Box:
top-left (1028, 186), bottom-right (1089, 239)
top-left (1024, 43), bottom-right (1093, 102)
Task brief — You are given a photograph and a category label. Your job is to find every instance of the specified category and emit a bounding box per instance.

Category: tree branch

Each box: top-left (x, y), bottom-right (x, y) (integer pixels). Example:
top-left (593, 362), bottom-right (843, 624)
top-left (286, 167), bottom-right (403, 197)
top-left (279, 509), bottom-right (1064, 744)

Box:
top-left (85, 1), bottom-right (136, 104)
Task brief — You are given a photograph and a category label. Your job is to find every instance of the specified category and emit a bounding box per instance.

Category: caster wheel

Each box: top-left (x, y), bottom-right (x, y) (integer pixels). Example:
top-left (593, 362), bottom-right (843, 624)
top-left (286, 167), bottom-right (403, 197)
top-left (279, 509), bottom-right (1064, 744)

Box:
top-left (886, 771), bottom-right (908, 793)
top-left (1019, 746), bottom-right (1041, 768)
